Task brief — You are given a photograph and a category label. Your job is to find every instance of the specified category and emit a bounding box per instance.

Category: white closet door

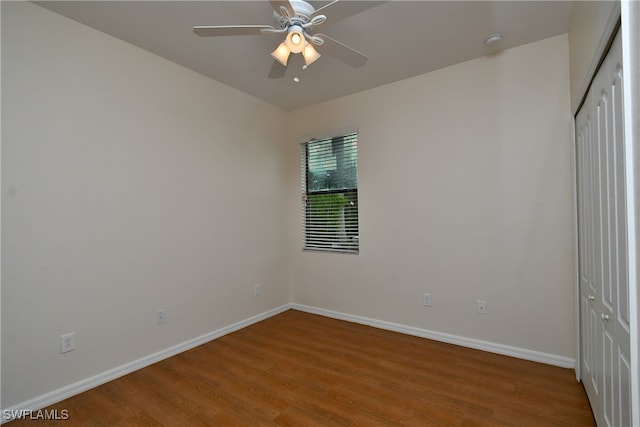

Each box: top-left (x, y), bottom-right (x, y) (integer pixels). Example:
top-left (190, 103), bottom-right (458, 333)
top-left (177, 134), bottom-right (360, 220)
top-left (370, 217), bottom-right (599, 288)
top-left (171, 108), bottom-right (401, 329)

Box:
top-left (576, 30), bottom-right (631, 427)
top-left (577, 75), bottom-right (603, 424)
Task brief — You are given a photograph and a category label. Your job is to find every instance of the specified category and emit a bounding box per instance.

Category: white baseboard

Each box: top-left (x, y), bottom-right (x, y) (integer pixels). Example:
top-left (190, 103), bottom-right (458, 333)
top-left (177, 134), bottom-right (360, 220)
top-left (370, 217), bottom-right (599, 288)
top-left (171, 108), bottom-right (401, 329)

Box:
top-left (3, 302), bottom-right (575, 423)
top-left (1, 304), bottom-right (291, 424)
top-left (291, 303), bottom-right (575, 369)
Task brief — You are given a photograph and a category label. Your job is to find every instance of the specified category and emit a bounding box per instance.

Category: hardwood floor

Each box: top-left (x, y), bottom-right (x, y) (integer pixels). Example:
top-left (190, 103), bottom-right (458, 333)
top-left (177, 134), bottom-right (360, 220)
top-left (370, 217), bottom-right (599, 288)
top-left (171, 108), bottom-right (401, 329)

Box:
top-left (8, 310), bottom-right (595, 426)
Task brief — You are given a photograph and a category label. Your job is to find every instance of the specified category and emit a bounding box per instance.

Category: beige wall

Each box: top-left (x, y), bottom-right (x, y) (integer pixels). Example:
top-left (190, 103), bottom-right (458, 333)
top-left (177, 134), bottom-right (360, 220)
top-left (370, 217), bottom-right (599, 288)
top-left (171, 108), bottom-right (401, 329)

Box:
top-left (568, 1), bottom-right (619, 112)
top-left (286, 34), bottom-right (575, 358)
top-left (1, 2), bottom-right (288, 408)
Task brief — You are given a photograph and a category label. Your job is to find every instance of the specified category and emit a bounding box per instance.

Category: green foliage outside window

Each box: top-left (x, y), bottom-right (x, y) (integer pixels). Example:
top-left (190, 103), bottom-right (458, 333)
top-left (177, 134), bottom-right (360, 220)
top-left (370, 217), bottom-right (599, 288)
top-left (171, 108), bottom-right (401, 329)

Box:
top-left (308, 193), bottom-right (349, 229)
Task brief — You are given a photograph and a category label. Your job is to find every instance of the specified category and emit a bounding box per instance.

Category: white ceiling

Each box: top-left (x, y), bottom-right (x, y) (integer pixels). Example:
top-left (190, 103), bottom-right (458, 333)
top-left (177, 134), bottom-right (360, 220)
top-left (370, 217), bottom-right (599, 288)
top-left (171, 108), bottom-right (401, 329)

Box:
top-left (34, 1), bottom-right (574, 111)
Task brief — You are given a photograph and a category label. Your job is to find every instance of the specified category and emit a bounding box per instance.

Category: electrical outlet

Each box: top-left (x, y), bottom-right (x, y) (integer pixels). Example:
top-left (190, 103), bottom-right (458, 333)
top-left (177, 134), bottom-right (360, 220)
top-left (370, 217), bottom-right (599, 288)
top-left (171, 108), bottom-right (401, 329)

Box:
top-left (60, 332), bottom-right (75, 353)
top-left (477, 300), bottom-right (487, 315)
top-left (156, 310), bottom-right (166, 325)
top-left (254, 284), bottom-right (262, 296)
top-left (423, 293), bottom-right (432, 307)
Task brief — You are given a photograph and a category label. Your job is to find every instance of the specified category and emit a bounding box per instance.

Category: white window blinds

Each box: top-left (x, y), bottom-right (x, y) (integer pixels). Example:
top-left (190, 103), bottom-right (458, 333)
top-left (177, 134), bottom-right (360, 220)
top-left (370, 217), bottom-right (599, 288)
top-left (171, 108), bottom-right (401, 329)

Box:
top-left (301, 132), bottom-right (359, 254)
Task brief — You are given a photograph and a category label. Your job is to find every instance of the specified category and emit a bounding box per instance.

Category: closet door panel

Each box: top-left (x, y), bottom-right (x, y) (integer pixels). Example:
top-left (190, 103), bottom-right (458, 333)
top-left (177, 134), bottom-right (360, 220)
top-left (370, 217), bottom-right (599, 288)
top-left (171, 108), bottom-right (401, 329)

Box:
top-left (577, 30), bottom-right (630, 426)
top-left (577, 92), bottom-right (602, 418)
top-left (608, 46), bottom-right (631, 427)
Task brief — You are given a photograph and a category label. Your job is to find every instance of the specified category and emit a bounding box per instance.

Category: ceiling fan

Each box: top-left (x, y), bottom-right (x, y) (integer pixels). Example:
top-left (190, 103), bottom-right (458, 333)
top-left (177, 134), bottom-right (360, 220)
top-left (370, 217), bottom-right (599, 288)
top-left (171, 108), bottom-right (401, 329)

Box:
top-left (193, 0), bottom-right (378, 78)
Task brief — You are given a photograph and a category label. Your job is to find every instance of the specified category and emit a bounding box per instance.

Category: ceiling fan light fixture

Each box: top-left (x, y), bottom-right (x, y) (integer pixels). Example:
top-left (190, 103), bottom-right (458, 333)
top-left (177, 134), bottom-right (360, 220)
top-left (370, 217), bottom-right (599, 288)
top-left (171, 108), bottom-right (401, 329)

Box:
top-left (285, 25), bottom-right (306, 53)
top-left (194, 0), bottom-right (371, 78)
top-left (302, 43), bottom-right (321, 66)
top-left (271, 42), bottom-right (291, 66)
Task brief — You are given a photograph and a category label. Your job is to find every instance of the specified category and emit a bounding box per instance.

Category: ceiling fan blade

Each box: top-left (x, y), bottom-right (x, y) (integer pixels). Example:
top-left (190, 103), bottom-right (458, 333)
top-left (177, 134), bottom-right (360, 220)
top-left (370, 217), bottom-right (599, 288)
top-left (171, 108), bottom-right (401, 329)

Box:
top-left (269, 0), bottom-right (295, 18)
top-left (312, 1), bottom-right (385, 26)
top-left (268, 60), bottom-right (288, 79)
top-left (193, 25), bottom-right (274, 37)
top-left (315, 34), bottom-right (368, 68)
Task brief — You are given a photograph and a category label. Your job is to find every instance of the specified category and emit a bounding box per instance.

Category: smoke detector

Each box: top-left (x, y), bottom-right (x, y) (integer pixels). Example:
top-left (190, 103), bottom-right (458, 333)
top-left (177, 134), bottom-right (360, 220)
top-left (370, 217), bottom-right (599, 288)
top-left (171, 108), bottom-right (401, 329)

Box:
top-left (485, 33), bottom-right (504, 47)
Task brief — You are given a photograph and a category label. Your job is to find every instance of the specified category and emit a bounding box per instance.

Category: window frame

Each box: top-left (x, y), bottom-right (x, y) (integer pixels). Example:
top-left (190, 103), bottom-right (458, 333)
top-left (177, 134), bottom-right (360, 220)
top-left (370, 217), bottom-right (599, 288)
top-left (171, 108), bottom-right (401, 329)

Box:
top-left (301, 130), bottom-right (359, 254)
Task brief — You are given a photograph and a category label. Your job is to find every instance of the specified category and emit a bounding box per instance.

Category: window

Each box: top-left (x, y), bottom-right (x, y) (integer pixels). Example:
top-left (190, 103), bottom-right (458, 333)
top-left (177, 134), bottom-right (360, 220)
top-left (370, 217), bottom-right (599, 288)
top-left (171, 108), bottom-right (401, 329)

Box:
top-left (301, 132), bottom-right (359, 253)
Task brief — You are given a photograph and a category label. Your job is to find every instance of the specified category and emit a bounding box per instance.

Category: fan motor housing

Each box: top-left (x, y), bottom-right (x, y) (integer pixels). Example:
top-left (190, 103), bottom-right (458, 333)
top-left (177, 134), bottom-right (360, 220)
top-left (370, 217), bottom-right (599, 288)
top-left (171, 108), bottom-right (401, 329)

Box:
top-left (272, 0), bottom-right (315, 29)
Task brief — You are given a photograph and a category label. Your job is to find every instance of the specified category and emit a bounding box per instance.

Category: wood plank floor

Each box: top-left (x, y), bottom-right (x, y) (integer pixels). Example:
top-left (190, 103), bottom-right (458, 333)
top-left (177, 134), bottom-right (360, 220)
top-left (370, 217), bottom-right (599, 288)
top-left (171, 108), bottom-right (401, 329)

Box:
top-left (9, 309), bottom-right (595, 426)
